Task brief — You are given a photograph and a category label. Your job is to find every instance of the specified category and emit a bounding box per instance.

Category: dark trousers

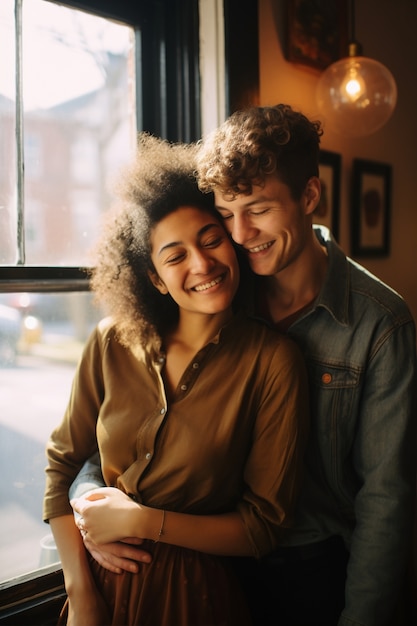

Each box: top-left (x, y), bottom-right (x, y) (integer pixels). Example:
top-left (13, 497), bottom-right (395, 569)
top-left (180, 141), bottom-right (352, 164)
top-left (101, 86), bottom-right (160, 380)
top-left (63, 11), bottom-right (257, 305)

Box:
top-left (233, 536), bottom-right (349, 626)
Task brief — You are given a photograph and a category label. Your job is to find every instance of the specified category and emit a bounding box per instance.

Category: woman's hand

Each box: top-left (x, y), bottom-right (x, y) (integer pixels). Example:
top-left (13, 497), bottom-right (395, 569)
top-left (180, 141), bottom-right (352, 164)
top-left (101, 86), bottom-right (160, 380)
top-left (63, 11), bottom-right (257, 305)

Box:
top-left (71, 487), bottom-right (147, 544)
top-left (82, 535), bottom-right (152, 574)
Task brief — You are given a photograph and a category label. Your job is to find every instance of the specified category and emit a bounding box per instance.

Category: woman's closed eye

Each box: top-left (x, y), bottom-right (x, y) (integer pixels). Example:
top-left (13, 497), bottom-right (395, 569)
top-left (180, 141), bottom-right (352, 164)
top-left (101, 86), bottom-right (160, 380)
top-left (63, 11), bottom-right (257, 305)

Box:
top-left (163, 250), bottom-right (186, 265)
top-left (202, 235), bottom-right (223, 248)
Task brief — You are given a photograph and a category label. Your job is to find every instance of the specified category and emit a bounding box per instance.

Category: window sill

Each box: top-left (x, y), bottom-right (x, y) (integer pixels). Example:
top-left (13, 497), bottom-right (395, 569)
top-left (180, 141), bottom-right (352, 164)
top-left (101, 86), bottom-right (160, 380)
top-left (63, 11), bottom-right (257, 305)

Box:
top-left (0, 565), bottom-right (65, 626)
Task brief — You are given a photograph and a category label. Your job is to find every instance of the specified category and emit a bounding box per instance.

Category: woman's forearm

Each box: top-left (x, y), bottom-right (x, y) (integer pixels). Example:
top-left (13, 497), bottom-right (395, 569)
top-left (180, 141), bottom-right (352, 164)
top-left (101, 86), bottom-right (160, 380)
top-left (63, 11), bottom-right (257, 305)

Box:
top-left (49, 515), bottom-right (98, 595)
top-left (50, 515), bottom-right (111, 625)
top-left (140, 507), bottom-right (253, 556)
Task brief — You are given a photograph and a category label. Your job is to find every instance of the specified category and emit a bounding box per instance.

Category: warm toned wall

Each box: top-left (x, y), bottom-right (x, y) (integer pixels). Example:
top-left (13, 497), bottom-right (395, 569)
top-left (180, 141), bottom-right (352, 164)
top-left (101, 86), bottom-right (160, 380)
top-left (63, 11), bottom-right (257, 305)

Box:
top-left (258, 0), bottom-right (417, 323)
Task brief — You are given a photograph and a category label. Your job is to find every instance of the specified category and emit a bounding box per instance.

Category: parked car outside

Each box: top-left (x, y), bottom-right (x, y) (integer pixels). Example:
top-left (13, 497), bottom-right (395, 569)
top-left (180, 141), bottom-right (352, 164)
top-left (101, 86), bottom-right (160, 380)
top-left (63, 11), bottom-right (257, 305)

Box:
top-left (0, 304), bottom-right (22, 366)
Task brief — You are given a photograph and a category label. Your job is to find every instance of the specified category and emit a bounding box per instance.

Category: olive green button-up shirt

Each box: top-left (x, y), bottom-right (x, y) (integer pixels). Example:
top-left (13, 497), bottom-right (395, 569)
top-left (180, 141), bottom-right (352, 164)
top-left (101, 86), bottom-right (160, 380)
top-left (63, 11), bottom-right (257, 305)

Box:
top-left (44, 311), bottom-right (309, 558)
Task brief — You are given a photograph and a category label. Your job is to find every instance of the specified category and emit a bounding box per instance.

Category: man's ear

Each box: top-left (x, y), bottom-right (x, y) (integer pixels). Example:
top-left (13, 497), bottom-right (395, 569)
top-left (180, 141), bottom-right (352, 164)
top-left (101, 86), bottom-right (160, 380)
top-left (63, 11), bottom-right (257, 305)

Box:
top-left (148, 271), bottom-right (169, 295)
top-left (303, 176), bottom-right (321, 216)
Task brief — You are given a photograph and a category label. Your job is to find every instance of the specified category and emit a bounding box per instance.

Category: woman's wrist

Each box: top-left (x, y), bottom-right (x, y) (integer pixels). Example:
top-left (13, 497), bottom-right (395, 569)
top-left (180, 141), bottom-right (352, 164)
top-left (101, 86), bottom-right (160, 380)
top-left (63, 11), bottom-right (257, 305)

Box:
top-left (131, 504), bottom-right (166, 542)
top-left (153, 509), bottom-right (165, 543)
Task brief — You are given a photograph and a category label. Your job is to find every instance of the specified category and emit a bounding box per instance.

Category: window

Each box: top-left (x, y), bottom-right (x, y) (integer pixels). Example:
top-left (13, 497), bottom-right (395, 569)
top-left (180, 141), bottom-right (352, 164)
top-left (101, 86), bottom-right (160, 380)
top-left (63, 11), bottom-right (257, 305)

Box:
top-left (1, 0), bottom-right (136, 267)
top-left (0, 0), bottom-right (136, 585)
top-left (0, 0), bottom-right (202, 606)
top-left (24, 133), bottom-right (43, 180)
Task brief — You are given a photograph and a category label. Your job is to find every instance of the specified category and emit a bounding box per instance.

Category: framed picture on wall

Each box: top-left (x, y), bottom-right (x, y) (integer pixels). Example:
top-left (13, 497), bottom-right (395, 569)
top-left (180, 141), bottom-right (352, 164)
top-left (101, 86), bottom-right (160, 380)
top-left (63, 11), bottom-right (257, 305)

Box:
top-left (351, 159), bottom-right (391, 258)
top-left (285, 0), bottom-right (348, 70)
top-left (313, 150), bottom-right (341, 240)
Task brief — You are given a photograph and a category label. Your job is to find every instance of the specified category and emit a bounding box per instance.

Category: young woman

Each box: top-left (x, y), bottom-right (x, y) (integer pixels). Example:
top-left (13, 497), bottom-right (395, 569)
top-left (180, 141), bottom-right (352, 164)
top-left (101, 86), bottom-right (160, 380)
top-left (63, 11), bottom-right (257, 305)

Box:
top-left (43, 134), bottom-right (309, 626)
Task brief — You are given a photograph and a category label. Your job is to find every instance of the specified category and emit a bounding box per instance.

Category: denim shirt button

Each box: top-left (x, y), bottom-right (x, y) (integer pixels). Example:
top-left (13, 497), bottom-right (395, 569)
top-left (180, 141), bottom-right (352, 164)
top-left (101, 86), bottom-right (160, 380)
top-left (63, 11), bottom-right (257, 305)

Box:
top-left (322, 372), bottom-right (332, 384)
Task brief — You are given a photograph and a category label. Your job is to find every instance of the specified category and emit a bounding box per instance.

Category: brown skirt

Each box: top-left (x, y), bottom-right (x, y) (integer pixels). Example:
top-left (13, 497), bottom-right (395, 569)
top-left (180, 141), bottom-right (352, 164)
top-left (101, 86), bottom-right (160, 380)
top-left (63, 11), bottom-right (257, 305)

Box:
top-left (58, 541), bottom-right (252, 626)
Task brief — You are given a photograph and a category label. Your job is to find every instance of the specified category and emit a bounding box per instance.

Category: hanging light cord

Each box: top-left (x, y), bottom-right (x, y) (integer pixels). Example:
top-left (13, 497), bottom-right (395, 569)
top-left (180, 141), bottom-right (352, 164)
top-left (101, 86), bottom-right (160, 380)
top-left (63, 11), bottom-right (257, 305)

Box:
top-left (348, 0), bottom-right (362, 57)
top-left (348, 0), bottom-right (354, 42)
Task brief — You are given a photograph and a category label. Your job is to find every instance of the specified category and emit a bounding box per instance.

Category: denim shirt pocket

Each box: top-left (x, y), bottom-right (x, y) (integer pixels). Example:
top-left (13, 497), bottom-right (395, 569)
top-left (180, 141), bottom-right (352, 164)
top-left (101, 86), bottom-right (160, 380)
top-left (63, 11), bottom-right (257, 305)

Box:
top-left (307, 359), bottom-right (363, 513)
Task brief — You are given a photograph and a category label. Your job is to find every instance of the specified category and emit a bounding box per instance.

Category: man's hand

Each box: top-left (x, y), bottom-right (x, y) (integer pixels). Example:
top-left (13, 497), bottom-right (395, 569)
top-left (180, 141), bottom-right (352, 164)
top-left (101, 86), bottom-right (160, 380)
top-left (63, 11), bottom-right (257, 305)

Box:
top-left (82, 536), bottom-right (152, 574)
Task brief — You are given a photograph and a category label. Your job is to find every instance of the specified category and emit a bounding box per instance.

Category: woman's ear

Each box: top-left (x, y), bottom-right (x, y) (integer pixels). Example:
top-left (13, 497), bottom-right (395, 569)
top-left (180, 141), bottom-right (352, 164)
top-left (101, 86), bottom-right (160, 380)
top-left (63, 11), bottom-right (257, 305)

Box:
top-left (148, 271), bottom-right (169, 295)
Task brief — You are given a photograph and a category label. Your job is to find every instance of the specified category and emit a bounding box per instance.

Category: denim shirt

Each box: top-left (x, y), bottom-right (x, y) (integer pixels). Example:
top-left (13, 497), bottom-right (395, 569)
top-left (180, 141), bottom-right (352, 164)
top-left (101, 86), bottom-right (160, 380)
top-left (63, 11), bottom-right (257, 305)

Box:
top-left (267, 226), bottom-right (416, 626)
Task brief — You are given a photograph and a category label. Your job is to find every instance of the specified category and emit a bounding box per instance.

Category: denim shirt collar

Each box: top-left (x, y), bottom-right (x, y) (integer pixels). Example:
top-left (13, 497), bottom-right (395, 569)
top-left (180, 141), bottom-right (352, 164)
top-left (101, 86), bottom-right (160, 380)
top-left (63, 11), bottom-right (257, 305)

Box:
top-left (312, 225), bottom-right (350, 328)
top-left (243, 225), bottom-right (351, 329)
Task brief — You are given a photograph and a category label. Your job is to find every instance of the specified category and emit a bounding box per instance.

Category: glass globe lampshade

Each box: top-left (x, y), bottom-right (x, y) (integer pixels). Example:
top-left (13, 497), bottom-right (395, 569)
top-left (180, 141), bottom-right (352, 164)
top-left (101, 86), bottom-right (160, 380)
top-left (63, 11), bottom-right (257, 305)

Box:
top-left (316, 45), bottom-right (397, 137)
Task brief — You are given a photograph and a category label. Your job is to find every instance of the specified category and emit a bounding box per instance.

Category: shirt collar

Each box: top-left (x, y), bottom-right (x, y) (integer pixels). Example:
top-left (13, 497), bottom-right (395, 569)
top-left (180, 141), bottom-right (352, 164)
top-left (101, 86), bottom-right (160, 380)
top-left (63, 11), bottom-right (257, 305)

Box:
top-left (147, 311), bottom-right (244, 363)
top-left (242, 225), bottom-right (351, 328)
top-left (312, 225), bottom-right (350, 327)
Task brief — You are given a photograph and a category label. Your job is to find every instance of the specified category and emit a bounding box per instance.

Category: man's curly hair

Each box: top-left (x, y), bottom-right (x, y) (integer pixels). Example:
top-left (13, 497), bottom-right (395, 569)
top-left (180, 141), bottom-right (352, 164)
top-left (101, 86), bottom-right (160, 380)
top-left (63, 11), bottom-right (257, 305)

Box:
top-left (197, 104), bottom-right (323, 201)
top-left (90, 133), bottom-right (216, 349)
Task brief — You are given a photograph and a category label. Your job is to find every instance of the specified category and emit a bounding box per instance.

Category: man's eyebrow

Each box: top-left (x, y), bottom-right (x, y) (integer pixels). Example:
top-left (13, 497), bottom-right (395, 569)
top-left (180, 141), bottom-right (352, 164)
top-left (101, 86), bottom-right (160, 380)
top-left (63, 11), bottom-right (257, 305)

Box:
top-left (216, 197), bottom-right (269, 211)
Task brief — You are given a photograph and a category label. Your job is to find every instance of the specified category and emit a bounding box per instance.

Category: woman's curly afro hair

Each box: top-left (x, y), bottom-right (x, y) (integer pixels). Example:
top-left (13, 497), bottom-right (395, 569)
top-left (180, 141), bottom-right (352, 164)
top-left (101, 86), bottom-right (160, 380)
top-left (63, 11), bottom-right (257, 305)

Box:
top-left (90, 133), bottom-right (216, 348)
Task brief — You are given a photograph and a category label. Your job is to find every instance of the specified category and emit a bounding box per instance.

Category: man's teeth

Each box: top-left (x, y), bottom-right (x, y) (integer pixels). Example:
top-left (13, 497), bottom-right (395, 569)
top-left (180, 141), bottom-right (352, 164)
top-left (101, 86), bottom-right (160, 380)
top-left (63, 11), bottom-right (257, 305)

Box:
top-left (249, 242), bottom-right (273, 253)
top-left (194, 276), bottom-right (223, 292)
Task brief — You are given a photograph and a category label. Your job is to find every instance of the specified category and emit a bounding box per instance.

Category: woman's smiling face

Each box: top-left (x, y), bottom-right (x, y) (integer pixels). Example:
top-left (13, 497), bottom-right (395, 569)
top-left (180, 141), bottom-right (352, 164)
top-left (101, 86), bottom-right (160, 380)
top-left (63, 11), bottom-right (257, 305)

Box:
top-left (149, 205), bottom-right (240, 318)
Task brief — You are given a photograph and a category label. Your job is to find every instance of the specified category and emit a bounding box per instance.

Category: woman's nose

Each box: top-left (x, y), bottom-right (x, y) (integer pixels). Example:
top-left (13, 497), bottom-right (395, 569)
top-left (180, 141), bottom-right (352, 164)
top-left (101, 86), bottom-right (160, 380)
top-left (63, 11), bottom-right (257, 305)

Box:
top-left (190, 249), bottom-right (215, 273)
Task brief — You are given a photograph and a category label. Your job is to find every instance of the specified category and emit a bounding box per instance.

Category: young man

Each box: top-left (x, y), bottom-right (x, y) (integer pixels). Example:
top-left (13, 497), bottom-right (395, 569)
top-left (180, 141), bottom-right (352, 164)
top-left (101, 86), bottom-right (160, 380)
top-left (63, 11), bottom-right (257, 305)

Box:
top-left (70, 105), bottom-right (416, 626)
top-left (195, 104), bottom-right (417, 626)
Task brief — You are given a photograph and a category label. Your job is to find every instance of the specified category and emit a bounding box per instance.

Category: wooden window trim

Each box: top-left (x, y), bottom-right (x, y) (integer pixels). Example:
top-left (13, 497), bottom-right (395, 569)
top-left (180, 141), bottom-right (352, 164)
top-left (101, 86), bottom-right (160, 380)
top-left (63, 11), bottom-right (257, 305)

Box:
top-left (0, 267), bottom-right (90, 293)
top-left (0, 566), bottom-right (65, 626)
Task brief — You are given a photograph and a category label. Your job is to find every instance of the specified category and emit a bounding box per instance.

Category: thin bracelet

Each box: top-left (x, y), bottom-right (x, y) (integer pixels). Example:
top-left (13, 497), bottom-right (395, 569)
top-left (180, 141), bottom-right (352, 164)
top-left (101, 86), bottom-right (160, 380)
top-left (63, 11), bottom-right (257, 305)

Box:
top-left (154, 509), bottom-right (165, 543)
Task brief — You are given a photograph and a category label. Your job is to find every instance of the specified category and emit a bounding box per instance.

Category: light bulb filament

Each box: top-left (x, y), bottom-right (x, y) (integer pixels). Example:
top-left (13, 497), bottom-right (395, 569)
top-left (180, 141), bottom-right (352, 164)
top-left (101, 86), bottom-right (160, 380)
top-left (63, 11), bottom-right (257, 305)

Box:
top-left (345, 78), bottom-right (361, 97)
top-left (342, 67), bottom-right (364, 102)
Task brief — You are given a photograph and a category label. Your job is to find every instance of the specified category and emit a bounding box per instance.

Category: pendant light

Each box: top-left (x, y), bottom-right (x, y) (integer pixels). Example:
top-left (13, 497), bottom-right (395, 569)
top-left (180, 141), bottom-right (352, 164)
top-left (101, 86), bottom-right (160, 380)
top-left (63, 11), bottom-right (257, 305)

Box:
top-left (316, 0), bottom-right (397, 137)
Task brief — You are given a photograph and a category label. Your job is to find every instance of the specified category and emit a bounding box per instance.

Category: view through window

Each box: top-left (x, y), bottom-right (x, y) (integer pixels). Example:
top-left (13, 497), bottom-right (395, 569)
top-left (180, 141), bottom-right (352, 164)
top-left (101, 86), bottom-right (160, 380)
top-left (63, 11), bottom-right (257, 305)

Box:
top-left (1, 0), bottom-right (136, 266)
top-left (0, 291), bottom-right (103, 580)
top-left (0, 0), bottom-right (136, 582)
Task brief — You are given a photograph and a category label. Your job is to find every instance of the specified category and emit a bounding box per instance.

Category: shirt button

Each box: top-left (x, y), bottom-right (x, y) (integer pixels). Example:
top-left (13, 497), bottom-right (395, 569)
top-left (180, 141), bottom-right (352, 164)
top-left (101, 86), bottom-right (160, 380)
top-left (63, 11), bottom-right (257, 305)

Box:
top-left (322, 373), bottom-right (332, 384)
top-left (160, 407), bottom-right (166, 414)
top-left (180, 384), bottom-right (187, 391)
top-left (145, 452), bottom-right (152, 460)
top-left (192, 362), bottom-right (199, 369)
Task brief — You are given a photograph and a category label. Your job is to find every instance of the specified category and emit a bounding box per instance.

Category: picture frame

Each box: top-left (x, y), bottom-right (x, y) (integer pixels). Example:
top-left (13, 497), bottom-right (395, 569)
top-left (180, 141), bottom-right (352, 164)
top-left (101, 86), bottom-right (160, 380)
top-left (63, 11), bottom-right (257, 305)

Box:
top-left (285, 0), bottom-right (348, 71)
top-left (351, 159), bottom-right (391, 258)
top-left (313, 149), bottom-right (341, 240)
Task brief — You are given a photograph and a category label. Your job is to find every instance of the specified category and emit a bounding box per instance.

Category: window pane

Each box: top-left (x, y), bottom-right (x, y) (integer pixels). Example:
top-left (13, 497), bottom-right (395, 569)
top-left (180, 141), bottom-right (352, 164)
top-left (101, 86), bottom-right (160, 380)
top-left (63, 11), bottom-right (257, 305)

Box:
top-left (0, 0), bottom-right (137, 267)
top-left (0, 1), bottom-right (17, 265)
top-left (0, 291), bottom-right (103, 582)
